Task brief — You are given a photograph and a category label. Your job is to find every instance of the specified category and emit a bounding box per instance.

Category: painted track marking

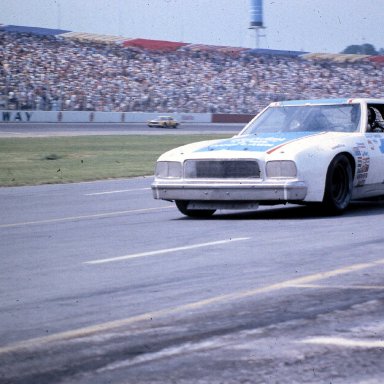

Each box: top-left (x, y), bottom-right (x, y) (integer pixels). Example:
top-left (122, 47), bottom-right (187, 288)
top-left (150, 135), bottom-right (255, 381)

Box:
top-left (301, 336), bottom-right (384, 349)
top-left (0, 206), bottom-right (174, 228)
top-left (1, 258), bottom-right (384, 354)
top-left (85, 188), bottom-right (151, 196)
top-left (292, 284), bottom-right (384, 290)
top-left (84, 237), bottom-right (250, 264)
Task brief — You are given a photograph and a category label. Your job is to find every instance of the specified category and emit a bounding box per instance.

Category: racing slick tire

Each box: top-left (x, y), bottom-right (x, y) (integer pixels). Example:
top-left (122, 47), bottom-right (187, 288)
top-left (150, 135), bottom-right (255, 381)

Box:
top-left (175, 201), bottom-right (216, 218)
top-left (322, 154), bottom-right (353, 214)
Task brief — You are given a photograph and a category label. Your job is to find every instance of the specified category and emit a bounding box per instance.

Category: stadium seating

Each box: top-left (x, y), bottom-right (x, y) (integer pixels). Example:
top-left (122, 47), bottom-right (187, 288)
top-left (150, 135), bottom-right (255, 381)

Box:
top-left (1, 24), bottom-right (384, 114)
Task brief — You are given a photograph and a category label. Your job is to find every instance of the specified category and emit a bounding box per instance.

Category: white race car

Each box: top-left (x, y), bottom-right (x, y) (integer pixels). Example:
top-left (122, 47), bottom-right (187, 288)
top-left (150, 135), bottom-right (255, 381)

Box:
top-left (152, 98), bottom-right (384, 217)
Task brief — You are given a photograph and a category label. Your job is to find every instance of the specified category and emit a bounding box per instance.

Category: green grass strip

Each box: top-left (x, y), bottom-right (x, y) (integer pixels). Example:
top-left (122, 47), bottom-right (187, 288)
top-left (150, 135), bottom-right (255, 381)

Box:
top-left (0, 135), bottom-right (229, 187)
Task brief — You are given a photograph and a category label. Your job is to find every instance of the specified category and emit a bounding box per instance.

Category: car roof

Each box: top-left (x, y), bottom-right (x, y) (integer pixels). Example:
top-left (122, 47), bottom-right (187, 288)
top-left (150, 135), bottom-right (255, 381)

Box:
top-left (271, 98), bottom-right (384, 107)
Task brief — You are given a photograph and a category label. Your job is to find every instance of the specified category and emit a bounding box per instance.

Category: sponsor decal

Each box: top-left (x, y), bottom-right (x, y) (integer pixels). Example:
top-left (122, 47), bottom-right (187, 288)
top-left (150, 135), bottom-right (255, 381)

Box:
top-left (1, 111), bottom-right (33, 122)
top-left (195, 132), bottom-right (320, 153)
top-left (353, 142), bottom-right (370, 186)
top-left (364, 135), bottom-right (384, 153)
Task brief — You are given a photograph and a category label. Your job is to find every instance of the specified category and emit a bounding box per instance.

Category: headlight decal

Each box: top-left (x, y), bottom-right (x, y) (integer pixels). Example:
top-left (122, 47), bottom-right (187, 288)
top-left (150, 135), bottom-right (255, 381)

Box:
top-left (266, 160), bottom-right (297, 178)
top-left (155, 161), bottom-right (182, 178)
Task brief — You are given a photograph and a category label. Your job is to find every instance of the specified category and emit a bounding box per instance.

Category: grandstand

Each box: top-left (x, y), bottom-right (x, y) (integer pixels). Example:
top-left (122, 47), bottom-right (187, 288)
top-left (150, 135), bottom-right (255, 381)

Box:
top-left (0, 24), bottom-right (70, 35)
top-left (123, 38), bottom-right (187, 51)
top-left (60, 31), bottom-right (127, 45)
top-left (1, 23), bottom-right (382, 59)
top-left (1, 24), bottom-right (384, 114)
top-left (302, 52), bottom-right (370, 63)
top-left (247, 48), bottom-right (306, 57)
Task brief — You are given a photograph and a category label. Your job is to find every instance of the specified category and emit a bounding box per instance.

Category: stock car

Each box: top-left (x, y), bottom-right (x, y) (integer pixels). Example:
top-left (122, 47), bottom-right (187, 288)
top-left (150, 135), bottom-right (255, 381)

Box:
top-left (147, 116), bottom-right (179, 128)
top-left (152, 98), bottom-right (384, 217)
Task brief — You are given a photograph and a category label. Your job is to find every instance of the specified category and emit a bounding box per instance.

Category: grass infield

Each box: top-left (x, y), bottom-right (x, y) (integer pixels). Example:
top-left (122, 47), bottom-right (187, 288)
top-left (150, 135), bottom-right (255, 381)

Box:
top-left (0, 134), bottom-right (229, 187)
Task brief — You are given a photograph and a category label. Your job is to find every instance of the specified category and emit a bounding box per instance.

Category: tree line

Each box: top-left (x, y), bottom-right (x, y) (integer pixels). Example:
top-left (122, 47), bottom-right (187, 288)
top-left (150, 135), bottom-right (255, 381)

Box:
top-left (342, 43), bottom-right (384, 55)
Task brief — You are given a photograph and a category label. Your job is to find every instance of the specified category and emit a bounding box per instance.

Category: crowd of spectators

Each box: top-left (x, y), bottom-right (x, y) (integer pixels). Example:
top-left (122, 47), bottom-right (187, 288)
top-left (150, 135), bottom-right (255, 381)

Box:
top-left (1, 30), bottom-right (384, 114)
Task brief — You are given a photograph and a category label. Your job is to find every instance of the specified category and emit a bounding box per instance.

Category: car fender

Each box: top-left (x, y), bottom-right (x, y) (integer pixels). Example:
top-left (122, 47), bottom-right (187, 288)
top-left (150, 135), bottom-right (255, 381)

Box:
top-left (265, 134), bottom-right (358, 202)
top-left (295, 149), bottom-right (354, 202)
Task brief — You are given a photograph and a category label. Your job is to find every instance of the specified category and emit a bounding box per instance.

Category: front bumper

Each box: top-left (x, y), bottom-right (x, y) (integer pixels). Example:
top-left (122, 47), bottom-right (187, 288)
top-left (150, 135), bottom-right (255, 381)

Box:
top-left (151, 180), bottom-right (307, 202)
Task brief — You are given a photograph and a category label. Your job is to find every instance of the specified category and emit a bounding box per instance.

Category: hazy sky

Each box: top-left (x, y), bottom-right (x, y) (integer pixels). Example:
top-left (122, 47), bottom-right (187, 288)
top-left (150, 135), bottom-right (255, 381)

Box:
top-left (1, 0), bottom-right (383, 53)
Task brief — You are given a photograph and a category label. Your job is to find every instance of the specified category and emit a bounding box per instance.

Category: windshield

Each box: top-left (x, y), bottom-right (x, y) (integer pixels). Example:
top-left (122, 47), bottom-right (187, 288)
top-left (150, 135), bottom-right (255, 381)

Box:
top-left (241, 104), bottom-right (361, 135)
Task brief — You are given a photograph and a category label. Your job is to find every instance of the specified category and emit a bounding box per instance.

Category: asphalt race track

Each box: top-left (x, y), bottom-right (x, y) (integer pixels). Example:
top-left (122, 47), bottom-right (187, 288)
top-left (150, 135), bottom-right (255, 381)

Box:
top-left (1, 124), bottom-right (384, 383)
top-left (0, 122), bottom-right (241, 137)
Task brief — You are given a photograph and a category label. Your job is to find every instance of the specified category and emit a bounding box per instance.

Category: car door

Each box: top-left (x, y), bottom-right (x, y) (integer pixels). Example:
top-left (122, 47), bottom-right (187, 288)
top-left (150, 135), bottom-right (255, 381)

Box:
top-left (361, 104), bottom-right (384, 193)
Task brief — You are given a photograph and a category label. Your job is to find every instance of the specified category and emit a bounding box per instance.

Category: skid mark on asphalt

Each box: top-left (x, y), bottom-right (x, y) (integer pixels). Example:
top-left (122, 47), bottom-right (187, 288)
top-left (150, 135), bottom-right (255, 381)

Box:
top-left (84, 237), bottom-right (250, 264)
top-left (0, 206), bottom-right (174, 228)
top-left (1, 258), bottom-right (384, 354)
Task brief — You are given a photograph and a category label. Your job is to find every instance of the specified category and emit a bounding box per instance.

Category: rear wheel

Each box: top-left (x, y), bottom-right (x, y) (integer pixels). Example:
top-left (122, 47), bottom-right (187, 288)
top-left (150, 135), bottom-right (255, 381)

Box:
top-left (175, 201), bottom-right (216, 218)
top-left (322, 154), bottom-right (353, 214)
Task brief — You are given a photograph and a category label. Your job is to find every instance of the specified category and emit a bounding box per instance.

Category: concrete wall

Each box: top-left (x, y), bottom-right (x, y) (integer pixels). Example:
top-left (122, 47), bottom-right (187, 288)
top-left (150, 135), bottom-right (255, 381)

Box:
top-left (0, 110), bottom-right (254, 124)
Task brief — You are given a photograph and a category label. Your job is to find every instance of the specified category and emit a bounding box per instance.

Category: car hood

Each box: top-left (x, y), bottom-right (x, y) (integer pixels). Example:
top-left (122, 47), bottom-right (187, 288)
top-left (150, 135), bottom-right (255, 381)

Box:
top-left (194, 132), bottom-right (324, 154)
top-left (158, 131), bottom-right (351, 161)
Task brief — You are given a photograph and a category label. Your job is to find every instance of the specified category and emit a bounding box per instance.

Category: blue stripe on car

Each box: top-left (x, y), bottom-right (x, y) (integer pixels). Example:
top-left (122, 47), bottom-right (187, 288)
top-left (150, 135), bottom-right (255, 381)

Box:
top-left (196, 132), bottom-right (316, 153)
top-left (277, 98), bottom-right (351, 106)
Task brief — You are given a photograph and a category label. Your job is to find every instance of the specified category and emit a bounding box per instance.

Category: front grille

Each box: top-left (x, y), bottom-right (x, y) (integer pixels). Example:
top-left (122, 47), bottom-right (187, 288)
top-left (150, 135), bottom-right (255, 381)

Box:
top-left (184, 160), bottom-right (260, 179)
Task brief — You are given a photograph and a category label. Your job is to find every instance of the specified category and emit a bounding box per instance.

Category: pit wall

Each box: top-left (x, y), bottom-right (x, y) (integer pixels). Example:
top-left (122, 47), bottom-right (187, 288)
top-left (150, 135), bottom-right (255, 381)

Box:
top-left (0, 110), bottom-right (254, 124)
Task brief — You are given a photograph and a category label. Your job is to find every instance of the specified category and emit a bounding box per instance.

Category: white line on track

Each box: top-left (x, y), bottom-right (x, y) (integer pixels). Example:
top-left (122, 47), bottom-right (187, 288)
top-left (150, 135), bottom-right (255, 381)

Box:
top-left (84, 237), bottom-right (250, 264)
top-left (0, 206), bottom-right (174, 228)
top-left (85, 188), bottom-right (151, 196)
top-left (300, 336), bottom-right (384, 349)
top-left (291, 284), bottom-right (384, 290)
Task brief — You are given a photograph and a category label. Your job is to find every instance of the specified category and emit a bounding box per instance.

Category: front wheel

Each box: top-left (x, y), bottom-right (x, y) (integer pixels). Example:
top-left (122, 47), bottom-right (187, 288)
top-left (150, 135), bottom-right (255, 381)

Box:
top-left (322, 154), bottom-right (353, 214)
top-left (175, 201), bottom-right (216, 218)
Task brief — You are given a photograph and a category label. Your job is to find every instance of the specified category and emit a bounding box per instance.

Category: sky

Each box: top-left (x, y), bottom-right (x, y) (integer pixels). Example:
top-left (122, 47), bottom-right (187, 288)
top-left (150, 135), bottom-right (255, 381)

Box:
top-left (1, 0), bottom-right (383, 54)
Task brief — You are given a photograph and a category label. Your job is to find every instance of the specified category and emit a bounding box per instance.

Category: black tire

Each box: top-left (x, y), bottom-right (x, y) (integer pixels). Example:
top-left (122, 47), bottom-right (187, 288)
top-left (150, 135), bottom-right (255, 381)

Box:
top-left (322, 154), bottom-right (353, 214)
top-left (175, 201), bottom-right (216, 218)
